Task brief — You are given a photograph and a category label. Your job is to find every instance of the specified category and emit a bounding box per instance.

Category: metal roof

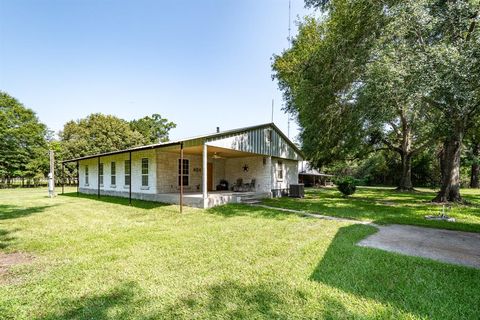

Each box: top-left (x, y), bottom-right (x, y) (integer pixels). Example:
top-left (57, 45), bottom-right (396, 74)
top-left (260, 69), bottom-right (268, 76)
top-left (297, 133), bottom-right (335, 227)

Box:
top-left (62, 122), bottom-right (303, 163)
top-left (299, 161), bottom-right (333, 176)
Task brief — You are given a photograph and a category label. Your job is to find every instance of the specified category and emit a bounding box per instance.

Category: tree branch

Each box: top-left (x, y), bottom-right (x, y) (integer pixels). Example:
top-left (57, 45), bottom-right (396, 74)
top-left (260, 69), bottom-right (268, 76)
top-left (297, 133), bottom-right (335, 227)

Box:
top-left (422, 96), bottom-right (446, 112)
top-left (381, 138), bottom-right (403, 154)
top-left (465, 11), bottom-right (478, 42)
top-left (410, 137), bottom-right (437, 156)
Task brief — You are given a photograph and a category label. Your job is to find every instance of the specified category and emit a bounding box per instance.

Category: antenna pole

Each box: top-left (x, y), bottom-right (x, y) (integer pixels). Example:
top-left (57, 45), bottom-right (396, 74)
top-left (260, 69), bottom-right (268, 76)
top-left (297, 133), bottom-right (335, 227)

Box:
top-left (288, 118), bottom-right (290, 138)
top-left (287, 0), bottom-right (292, 138)
top-left (288, 0), bottom-right (291, 44)
top-left (271, 99), bottom-right (274, 123)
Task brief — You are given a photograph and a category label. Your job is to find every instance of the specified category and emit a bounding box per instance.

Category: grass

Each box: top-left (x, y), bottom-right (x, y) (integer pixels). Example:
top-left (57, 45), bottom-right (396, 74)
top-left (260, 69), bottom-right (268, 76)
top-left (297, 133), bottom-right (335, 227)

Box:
top-left (263, 186), bottom-right (480, 232)
top-left (0, 187), bottom-right (478, 319)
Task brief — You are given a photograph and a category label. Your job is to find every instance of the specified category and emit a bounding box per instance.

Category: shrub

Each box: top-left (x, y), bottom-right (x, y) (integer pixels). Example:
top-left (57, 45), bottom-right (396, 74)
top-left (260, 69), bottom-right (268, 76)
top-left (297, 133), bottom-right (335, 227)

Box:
top-left (336, 176), bottom-right (357, 197)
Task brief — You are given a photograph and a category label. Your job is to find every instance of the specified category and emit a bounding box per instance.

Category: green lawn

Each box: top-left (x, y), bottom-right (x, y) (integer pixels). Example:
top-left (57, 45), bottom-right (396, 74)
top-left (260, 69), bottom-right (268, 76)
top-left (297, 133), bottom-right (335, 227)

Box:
top-left (0, 188), bottom-right (479, 319)
top-left (264, 186), bottom-right (480, 232)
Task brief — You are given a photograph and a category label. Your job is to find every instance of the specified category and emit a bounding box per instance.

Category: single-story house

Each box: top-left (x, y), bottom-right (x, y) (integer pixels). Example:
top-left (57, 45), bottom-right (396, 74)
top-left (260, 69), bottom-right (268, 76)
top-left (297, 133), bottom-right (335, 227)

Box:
top-left (299, 161), bottom-right (334, 187)
top-left (62, 123), bottom-right (303, 208)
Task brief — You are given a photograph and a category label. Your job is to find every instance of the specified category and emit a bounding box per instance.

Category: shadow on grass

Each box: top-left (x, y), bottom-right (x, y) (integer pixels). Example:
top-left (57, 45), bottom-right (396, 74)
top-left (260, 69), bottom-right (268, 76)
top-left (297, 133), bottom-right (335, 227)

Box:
top-left (311, 224), bottom-right (480, 319)
top-left (0, 228), bottom-right (17, 249)
top-left (158, 280), bottom-right (367, 319)
top-left (35, 279), bottom-right (368, 319)
top-left (263, 188), bottom-right (480, 233)
top-left (61, 192), bottom-right (171, 210)
top-left (0, 204), bottom-right (54, 220)
top-left (38, 281), bottom-right (139, 320)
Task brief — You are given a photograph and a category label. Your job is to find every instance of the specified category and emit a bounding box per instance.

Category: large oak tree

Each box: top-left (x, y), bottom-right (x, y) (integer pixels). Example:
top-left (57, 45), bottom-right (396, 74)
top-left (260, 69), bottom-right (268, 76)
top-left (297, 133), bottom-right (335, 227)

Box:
top-left (273, 0), bottom-right (479, 201)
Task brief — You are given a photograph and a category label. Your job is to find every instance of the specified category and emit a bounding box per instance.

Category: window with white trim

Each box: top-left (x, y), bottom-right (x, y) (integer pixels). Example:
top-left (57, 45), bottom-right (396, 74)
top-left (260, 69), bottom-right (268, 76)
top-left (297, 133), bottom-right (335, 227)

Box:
top-left (111, 162), bottom-right (116, 185)
top-left (85, 165), bottom-right (89, 185)
top-left (141, 158), bottom-right (149, 186)
top-left (178, 159), bottom-right (189, 186)
top-left (124, 160), bottom-right (131, 186)
top-left (276, 160), bottom-right (284, 181)
top-left (99, 163), bottom-right (104, 185)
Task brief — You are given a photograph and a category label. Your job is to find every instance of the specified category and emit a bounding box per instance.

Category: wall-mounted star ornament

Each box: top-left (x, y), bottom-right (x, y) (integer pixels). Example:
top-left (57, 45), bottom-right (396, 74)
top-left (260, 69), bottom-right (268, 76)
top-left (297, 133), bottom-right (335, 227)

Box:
top-left (243, 164), bottom-right (249, 172)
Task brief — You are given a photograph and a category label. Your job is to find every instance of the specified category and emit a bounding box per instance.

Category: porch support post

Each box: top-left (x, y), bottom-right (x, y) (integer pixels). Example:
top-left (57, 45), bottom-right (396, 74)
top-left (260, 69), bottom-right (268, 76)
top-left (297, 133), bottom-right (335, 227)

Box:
top-left (202, 143), bottom-right (208, 204)
top-left (180, 142), bottom-right (184, 213)
top-left (62, 162), bottom-right (65, 194)
top-left (97, 156), bottom-right (100, 199)
top-left (129, 151), bottom-right (132, 205)
top-left (76, 161), bottom-right (79, 196)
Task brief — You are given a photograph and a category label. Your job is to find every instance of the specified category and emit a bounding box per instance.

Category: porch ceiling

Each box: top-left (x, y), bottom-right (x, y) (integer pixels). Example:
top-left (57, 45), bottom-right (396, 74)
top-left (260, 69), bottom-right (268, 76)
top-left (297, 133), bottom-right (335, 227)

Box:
top-left (163, 145), bottom-right (260, 158)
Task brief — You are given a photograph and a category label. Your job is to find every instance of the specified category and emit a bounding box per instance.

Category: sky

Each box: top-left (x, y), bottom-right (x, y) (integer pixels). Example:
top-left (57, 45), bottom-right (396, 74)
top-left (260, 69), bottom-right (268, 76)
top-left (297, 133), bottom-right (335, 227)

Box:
top-left (0, 0), bottom-right (308, 141)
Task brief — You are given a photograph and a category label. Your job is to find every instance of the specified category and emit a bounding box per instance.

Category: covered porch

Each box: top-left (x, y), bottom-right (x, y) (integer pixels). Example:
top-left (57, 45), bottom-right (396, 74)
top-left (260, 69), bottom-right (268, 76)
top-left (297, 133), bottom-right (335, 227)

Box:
top-left (159, 143), bottom-right (273, 208)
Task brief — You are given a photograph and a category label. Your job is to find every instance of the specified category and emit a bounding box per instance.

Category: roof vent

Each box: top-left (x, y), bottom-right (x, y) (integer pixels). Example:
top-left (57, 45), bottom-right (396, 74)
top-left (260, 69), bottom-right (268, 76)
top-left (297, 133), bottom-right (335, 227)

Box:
top-left (216, 127), bottom-right (220, 133)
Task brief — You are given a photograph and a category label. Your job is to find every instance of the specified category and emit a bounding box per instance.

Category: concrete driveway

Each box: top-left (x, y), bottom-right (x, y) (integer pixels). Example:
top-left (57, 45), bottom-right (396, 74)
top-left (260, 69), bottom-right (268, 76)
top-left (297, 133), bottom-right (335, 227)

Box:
top-left (358, 224), bottom-right (480, 269)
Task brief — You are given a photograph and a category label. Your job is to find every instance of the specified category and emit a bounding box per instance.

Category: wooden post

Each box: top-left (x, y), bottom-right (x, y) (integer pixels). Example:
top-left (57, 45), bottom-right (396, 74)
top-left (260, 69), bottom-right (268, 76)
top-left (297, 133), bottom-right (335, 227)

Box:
top-left (180, 142), bottom-right (184, 213)
top-left (129, 151), bottom-right (132, 205)
top-left (76, 161), bottom-right (79, 196)
top-left (202, 143), bottom-right (208, 206)
top-left (62, 162), bottom-right (65, 194)
top-left (97, 157), bottom-right (100, 199)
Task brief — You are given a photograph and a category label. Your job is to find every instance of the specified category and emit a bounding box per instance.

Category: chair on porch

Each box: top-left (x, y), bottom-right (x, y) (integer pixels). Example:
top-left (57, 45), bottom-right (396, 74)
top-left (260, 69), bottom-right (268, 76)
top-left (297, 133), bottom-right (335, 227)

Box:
top-left (233, 178), bottom-right (244, 192)
top-left (246, 179), bottom-right (256, 191)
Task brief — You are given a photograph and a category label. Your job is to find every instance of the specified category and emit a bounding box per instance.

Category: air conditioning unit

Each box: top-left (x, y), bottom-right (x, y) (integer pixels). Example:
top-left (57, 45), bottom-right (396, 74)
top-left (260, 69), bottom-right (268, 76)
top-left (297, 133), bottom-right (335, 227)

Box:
top-left (289, 184), bottom-right (305, 198)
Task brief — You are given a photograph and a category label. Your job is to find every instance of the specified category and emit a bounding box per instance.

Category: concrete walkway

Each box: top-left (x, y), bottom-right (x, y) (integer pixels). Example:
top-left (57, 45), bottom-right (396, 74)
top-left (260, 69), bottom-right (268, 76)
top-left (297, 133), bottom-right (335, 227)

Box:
top-left (254, 204), bottom-right (480, 269)
top-left (358, 225), bottom-right (480, 269)
top-left (252, 204), bottom-right (371, 224)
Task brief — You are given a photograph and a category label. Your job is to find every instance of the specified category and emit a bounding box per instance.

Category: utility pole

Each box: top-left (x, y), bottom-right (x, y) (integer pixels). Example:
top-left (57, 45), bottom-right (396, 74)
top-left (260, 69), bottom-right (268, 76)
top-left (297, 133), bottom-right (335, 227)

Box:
top-left (48, 150), bottom-right (55, 197)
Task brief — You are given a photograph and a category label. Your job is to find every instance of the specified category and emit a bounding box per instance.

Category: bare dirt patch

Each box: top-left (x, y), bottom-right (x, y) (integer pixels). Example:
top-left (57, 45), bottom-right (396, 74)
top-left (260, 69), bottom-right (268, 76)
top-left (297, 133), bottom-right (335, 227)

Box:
top-left (0, 252), bottom-right (34, 284)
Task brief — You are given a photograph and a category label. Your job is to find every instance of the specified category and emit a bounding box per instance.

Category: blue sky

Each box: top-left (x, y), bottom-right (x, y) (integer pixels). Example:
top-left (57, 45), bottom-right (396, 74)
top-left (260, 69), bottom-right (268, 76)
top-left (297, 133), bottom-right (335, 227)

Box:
top-left (0, 0), bottom-right (307, 141)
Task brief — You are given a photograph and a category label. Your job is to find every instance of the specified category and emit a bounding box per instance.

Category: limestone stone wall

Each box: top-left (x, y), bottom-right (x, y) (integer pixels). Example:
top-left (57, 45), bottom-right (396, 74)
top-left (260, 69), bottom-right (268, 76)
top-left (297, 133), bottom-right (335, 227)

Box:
top-left (224, 156), bottom-right (272, 193)
top-left (78, 150), bottom-right (157, 194)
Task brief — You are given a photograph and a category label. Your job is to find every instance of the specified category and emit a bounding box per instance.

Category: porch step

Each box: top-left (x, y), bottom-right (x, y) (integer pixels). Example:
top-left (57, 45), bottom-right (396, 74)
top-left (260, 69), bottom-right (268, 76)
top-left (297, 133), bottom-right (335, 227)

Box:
top-left (242, 199), bottom-right (262, 204)
top-left (238, 193), bottom-right (267, 204)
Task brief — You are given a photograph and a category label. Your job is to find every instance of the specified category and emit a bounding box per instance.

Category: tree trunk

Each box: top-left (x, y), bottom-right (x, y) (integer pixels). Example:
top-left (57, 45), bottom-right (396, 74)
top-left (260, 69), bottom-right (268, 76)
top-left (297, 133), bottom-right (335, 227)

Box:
top-left (397, 153), bottom-right (413, 191)
top-left (469, 141), bottom-right (479, 188)
top-left (471, 162), bottom-right (479, 188)
top-left (433, 129), bottom-right (464, 202)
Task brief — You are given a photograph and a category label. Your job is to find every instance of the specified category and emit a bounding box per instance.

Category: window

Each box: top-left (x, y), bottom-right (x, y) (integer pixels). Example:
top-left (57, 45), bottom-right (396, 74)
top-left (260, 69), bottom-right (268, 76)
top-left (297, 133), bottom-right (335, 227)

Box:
top-left (276, 161), bottom-right (283, 180)
top-left (178, 159), bottom-right (189, 186)
top-left (111, 162), bottom-right (116, 185)
top-left (85, 166), bottom-right (89, 185)
top-left (141, 158), bottom-right (149, 186)
top-left (99, 163), bottom-right (104, 185)
top-left (124, 160), bottom-right (131, 186)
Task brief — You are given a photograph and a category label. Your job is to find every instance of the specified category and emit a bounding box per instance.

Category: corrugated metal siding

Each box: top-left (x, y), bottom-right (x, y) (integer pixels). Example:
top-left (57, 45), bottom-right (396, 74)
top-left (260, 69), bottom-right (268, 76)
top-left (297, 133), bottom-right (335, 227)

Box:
top-left (206, 127), bottom-right (301, 160)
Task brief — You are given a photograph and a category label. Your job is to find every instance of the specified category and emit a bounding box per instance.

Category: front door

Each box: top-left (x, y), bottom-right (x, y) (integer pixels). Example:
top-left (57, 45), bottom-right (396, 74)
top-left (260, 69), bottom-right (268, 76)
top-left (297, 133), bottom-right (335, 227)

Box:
top-left (207, 163), bottom-right (213, 191)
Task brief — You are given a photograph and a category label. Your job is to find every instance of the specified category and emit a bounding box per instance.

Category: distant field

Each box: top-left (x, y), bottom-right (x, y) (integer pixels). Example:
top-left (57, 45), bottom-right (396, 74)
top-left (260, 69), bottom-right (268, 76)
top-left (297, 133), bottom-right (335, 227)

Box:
top-left (0, 188), bottom-right (479, 319)
top-left (264, 186), bottom-right (480, 232)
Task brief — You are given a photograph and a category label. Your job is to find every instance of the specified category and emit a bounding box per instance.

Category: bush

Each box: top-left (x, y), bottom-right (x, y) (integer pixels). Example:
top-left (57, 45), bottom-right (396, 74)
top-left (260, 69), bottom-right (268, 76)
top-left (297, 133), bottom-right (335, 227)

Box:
top-left (336, 176), bottom-right (357, 197)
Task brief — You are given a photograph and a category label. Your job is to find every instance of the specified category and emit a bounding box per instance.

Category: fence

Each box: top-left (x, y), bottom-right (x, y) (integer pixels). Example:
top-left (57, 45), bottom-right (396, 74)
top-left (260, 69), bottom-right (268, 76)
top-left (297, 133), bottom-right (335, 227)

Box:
top-left (0, 177), bottom-right (78, 189)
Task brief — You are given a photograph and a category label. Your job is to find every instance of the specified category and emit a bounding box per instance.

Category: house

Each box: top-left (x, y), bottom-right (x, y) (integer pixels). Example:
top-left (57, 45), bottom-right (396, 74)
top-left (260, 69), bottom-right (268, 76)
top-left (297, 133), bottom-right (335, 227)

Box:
top-left (62, 123), bottom-right (303, 208)
top-left (298, 161), bottom-right (334, 187)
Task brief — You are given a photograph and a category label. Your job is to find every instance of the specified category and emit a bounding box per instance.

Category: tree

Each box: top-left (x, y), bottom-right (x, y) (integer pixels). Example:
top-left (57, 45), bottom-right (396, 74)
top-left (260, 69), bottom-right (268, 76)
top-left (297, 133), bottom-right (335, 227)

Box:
top-left (419, 0), bottom-right (480, 202)
top-left (59, 113), bottom-right (145, 160)
top-left (273, 0), bottom-right (424, 189)
top-left (130, 114), bottom-right (176, 144)
top-left (359, 39), bottom-right (436, 191)
top-left (0, 91), bottom-right (49, 184)
top-left (273, 0), bottom-right (479, 200)
top-left (466, 123), bottom-right (480, 188)
top-left (272, 7), bottom-right (386, 167)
